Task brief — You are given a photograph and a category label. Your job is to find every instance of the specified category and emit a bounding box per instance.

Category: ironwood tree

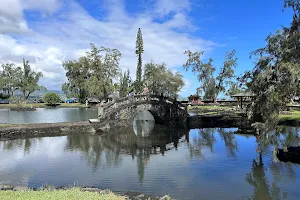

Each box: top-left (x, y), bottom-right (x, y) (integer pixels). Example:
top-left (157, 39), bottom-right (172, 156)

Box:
top-left (62, 43), bottom-right (121, 103)
top-left (183, 50), bottom-right (237, 102)
top-left (239, 0), bottom-right (300, 124)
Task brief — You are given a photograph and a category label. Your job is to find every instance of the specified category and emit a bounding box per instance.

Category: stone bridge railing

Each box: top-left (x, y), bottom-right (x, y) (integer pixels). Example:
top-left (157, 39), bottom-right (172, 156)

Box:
top-left (98, 94), bottom-right (187, 119)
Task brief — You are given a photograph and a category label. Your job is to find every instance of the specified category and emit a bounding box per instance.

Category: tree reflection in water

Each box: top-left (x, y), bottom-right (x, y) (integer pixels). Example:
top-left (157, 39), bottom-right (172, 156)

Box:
top-left (218, 128), bottom-right (239, 158)
top-left (2, 125), bottom-right (299, 198)
top-left (244, 126), bottom-right (300, 200)
top-left (188, 128), bottom-right (239, 159)
top-left (65, 123), bottom-right (188, 183)
top-left (187, 128), bottom-right (216, 159)
top-left (0, 137), bottom-right (43, 155)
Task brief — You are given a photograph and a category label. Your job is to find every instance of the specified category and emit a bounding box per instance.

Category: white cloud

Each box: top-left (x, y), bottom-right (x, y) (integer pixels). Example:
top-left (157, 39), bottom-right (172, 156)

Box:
top-left (179, 78), bottom-right (191, 96)
top-left (0, 0), bottom-right (30, 34)
top-left (0, 0), bottom-right (216, 90)
top-left (154, 0), bottom-right (191, 16)
top-left (22, 0), bottom-right (62, 14)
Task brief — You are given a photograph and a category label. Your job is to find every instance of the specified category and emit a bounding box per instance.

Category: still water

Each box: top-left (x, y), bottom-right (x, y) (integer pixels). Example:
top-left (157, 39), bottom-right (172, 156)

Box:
top-left (1, 126), bottom-right (300, 199)
top-left (0, 108), bottom-right (98, 124)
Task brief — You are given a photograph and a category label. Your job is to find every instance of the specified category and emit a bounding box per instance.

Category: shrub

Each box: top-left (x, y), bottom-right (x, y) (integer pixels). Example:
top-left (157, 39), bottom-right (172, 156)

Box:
top-left (0, 93), bottom-right (10, 99)
top-left (9, 96), bottom-right (25, 107)
top-left (43, 92), bottom-right (61, 105)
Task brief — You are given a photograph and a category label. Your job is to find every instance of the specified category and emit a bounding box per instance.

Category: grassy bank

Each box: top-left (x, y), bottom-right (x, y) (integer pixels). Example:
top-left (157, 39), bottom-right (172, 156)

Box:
top-left (0, 103), bottom-right (87, 109)
top-left (0, 188), bottom-right (124, 200)
top-left (189, 105), bottom-right (300, 123)
top-left (279, 110), bottom-right (300, 121)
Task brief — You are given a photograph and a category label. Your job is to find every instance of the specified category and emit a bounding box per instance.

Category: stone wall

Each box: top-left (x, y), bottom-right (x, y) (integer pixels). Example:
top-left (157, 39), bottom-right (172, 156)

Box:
top-left (188, 115), bottom-right (252, 129)
top-left (0, 122), bottom-right (95, 140)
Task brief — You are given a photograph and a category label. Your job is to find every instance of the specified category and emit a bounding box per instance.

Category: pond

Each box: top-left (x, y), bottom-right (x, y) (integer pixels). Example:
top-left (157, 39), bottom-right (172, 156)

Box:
top-left (1, 126), bottom-right (300, 200)
top-left (0, 108), bottom-right (98, 124)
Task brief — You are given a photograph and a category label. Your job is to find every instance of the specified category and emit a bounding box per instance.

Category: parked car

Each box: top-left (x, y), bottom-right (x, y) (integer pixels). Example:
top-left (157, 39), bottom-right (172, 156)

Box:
top-left (66, 98), bottom-right (78, 103)
top-left (38, 99), bottom-right (44, 103)
top-left (0, 99), bottom-right (9, 104)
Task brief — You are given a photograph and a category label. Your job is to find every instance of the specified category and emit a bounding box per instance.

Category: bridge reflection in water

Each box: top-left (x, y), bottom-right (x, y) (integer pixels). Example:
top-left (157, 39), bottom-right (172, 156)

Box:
top-left (133, 110), bottom-right (155, 137)
top-left (1, 127), bottom-right (300, 199)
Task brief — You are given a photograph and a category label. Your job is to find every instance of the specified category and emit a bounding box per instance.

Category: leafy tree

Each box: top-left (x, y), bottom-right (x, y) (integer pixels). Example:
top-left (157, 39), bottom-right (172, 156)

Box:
top-left (240, 0), bottom-right (299, 124)
top-left (43, 92), bottom-right (61, 105)
top-left (18, 59), bottom-right (45, 100)
top-left (183, 50), bottom-right (237, 102)
top-left (135, 28), bottom-right (144, 93)
top-left (226, 81), bottom-right (246, 97)
top-left (144, 61), bottom-right (184, 98)
top-left (119, 69), bottom-right (132, 97)
top-left (62, 43), bottom-right (122, 103)
top-left (0, 63), bottom-right (22, 97)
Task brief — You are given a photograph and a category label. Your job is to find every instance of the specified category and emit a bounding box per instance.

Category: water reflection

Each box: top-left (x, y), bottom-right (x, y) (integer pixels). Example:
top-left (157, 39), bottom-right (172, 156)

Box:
top-left (65, 126), bottom-right (188, 183)
top-left (1, 127), bottom-right (300, 200)
top-left (242, 127), bottom-right (300, 200)
top-left (0, 108), bottom-right (98, 124)
top-left (1, 138), bottom-right (43, 155)
top-left (133, 120), bottom-right (155, 137)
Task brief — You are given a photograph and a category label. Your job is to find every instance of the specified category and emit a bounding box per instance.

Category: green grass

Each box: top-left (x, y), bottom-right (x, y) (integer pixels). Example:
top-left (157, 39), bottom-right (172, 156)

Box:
top-left (279, 110), bottom-right (300, 121)
top-left (0, 124), bottom-right (21, 127)
top-left (0, 188), bottom-right (125, 200)
top-left (188, 105), bottom-right (232, 110)
top-left (0, 103), bottom-right (86, 109)
top-left (59, 103), bottom-right (87, 108)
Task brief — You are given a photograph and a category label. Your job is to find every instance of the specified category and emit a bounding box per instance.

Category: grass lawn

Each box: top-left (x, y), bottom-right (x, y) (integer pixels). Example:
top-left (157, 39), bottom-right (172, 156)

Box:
top-left (0, 103), bottom-right (86, 109)
top-left (0, 124), bottom-right (21, 127)
top-left (279, 110), bottom-right (300, 121)
top-left (0, 188), bottom-right (125, 200)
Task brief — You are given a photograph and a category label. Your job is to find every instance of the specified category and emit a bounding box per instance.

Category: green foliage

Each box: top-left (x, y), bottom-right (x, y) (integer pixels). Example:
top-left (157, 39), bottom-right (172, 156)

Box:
top-left (0, 188), bottom-right (125, 200)
top-left (240, 1), bottom-right (299, 124)
top-left (0, 60), bottom-right (45, 100)
top-left (20, 59), bottom-right (45, 100)
top-left (43, 92), bottom-right (61, 105)
top-left (144, 61), bottom-right (184, 98)
top-left (226, 82), bottom-right (246, 97)
top-left (8, 96), bottom-right (25, 108)
top-left (0, 63), bottom-right (22, 96)
top-left (135, 28), bottom-right (144, 93)
top-left (0, 93), bottom-right (10, 99)
top-left (62, 43), bottom-right (121, 103)
top-left (119, 69), bottom-right (132, 97)
top-left (183, 50), bottom-right (237, 101)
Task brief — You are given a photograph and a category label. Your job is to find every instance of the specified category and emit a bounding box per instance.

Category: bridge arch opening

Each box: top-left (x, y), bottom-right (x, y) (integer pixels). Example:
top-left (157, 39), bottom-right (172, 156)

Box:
top-left (133, 110), bottom-right (155, 137)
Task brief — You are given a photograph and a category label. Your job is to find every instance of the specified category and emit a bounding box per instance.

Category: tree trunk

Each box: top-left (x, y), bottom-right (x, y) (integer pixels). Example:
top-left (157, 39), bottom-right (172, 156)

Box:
top-left (23, 90), bottom-right (26, 100)
top-left (213, 95), bottom-right (217, 103)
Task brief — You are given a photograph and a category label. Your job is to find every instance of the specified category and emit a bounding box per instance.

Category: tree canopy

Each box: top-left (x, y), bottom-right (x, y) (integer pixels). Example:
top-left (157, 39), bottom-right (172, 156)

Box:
top-left (62, 43), bottom-right (121, 103)
top-left (183, 50), bottom-right (237, 101)
top-left (0, 59), bottom-right (45, 100)
top-left (144, 61), bottom-right (184, 98)
top-left (43, 92), bottom-right (61, 105)
top-left (240, 0), bottom-right (300, 124)
top-left (119, 69), bottom-right (133, 98)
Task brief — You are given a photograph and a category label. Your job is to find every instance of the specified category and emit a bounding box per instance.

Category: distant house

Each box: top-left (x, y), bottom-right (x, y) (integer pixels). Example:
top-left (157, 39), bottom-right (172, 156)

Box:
top-left (231, 92), bottom-right (256, 109)
top-left (188, 94), bottom-right (204, 105)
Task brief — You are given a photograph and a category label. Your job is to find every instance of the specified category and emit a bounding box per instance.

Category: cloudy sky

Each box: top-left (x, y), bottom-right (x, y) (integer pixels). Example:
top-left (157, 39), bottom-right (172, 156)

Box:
top-left (0, 0), bottom-right (294, 97)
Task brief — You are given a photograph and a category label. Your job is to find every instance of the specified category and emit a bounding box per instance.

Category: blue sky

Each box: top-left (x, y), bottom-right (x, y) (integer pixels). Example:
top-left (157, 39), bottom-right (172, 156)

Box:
top-left (0, 0), bottom-right (294, 98)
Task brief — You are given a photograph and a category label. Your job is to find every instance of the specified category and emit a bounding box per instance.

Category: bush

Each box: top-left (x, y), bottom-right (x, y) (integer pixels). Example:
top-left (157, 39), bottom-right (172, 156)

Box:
top-left (9, 96), bottom-right (25, 107)
top-left (43, 92), bottom-right (61, 105)
top-left (0, 93), bottom-right (10, 99)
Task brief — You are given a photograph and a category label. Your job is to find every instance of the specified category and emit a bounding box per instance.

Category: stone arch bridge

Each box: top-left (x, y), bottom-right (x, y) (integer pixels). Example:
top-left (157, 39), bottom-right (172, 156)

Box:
top-left (95, 94), bottom-right (189, 127)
